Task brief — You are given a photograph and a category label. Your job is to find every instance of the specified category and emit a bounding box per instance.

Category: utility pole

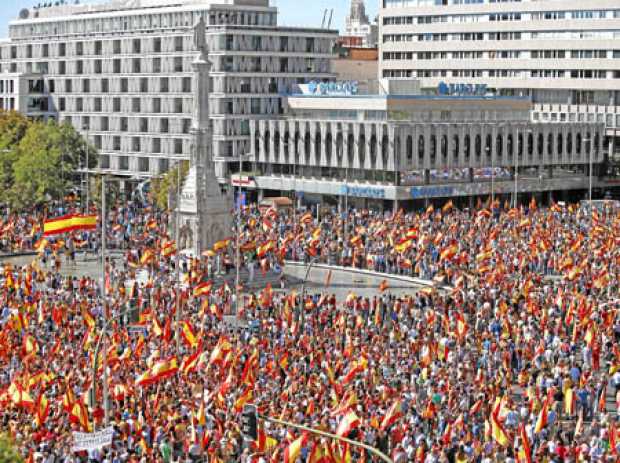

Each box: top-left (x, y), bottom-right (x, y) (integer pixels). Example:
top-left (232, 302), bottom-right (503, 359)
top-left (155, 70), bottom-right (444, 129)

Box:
top-left (235, 152), bottom-right (242, 318)
top-left (175, 161), bottom-right (181, 353)
top-left (101, 176), bottom-right (109, 427)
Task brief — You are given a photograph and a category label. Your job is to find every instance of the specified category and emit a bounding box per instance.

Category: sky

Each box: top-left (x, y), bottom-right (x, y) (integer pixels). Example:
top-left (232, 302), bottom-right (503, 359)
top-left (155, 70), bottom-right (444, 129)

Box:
top-left (0, 0), bottom-right (378, 37)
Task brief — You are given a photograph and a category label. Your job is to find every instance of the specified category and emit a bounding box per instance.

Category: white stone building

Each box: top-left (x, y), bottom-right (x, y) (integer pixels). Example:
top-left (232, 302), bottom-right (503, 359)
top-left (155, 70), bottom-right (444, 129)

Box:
top-left (0, 0), bottom-right (336, 184)
top-left (249, 80), bottom-right (604, 210)
top-left (379, 0), bottom-right (620, 164)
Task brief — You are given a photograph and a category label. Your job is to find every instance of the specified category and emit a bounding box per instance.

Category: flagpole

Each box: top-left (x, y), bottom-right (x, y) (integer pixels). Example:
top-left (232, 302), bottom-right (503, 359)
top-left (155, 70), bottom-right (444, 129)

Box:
top-left (101, 175), bottom-right (109, 427)
top-left (175, 162), bottom-right (181, 353)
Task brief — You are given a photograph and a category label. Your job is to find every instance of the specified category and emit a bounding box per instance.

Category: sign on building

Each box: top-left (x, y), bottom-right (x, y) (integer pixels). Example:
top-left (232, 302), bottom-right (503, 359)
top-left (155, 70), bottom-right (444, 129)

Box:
top-left (298, 81), bottom-right (359, 97)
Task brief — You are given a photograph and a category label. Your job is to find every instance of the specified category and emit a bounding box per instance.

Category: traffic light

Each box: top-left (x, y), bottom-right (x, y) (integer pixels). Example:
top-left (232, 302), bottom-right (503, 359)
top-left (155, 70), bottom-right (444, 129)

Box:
top-left (241, 404), bottom-right (258, 441)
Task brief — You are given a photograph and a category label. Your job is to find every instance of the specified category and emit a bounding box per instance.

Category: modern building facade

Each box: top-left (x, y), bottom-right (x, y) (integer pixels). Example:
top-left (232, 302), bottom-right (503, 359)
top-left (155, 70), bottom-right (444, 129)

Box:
top-left (0, 0), bottom-right (336, 183)
top-left (379, 0), bottom-right (620, 168)
top-left (249, 80), bottom-right (605, 210)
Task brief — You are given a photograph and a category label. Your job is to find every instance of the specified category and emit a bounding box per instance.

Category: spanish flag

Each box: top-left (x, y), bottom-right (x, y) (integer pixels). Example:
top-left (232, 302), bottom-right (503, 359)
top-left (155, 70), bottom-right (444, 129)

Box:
top-left (43, 214), bottom-right (97, 236)
top-left (283, 434), bottom-right (308, 463)
top-left (135, 358), bottom-right (178, 387)
top-left (69, 402), bottom-right (90, 431)
top-left (193, 281), bottom-right (212, 297)
top-left (35, 393), bottom-right (49, 428)
top-left (517, 423), bottom-right (532, 463)
top-left (336, 411), bottom-right (360, 438)
top-left (181, 321), bottom-right (198, 348)
top-left (380, 400), bottom-right (403, 430)
top-left (534, 397), bottom-right (549, 434)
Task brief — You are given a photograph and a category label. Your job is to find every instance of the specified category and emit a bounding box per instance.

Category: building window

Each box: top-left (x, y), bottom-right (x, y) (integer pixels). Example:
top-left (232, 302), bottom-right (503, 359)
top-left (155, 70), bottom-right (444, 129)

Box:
top-left (133, 39), bottom-right (141, 54)
top-left (113, 136), bottom-right (121, 151)
top-left (182, 77), bottom-right (191, 93)
top-left (174, 139), bottom-right (183, 154)
top-left (153, 98), bottom-right (161, 113)
top-left (132, 137), bottom-right (141, 152)
top-left (58, 43), bottom-right (66, 57)
top-left (140, 117), bottom-right (148, 132)
top-left (121, 78), bottom-right (128, 93)
top-left (132, 98), bottom-right (141, 112)
top-left (174, 98), bottom-right (183, 113)
top-left (76, 42), bottom-right (83, 56)
top-left (153, 37), bottom-right (162, 53)
top-left (94, 60), bottom-right (102, 74)
top-left (153, 57), bottom-right (161, 73)
top-left (153, 138), bottom-right (161, 153)
top-left (174, 36), bottom-right (183, 52)
top-left (120, 117), bottom-right (128, 132)
top-left (76, 60), bottom-right (84, 75)
top-left (65, 79), bottom-right (72, 93)
top-left (59, 97), bottom-right (66, 111)
top-left (113, 98), bottom-right (121, 112)
top-left (94, 135), bottom-right (102, 149)
top-left (182, 119), bottom-right (191, 134)
top-left (113, 40), bottom-right (121, 54)
top-left (94, 41), bottom-right (102, 56)
top-left (139, 157), bottom-right (149, 172)
top-left (160, 118), bottom-right (169, 133)
top-left (113, 59), bottom-right (121, 73)
top-left (99, 155), bottom-right (110, 169)
top-left (160, 77), bottom-right (169, 93)
top-left (140, 78), bottom-right (148, 93)
top-left (119, 156), bottom-right (129, 170)
top-left (132, 58), bottom-right (141, 73)
top-left (158, 158), bottom-right (168, 173)
top-left (42, 43), bottom-right (49, 58)
top-left (174, 57), bottom-right (183, 72)
top-left (101, 78), bottom-right (109, 93)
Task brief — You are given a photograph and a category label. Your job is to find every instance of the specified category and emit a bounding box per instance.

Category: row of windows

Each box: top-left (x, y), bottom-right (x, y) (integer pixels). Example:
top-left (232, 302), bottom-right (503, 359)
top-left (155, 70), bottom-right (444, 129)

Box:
top-left (75, 115), bottom-right (191, 134)
top-left (383, 50), bottom-right (619, 60)
top-left (383, 30), bottom-right (620, 43)
top-left (39, 77), bottom-right (192, 95)
top-left (257, 128), bottom-right (599, 168)
top-left (100, 156), bottom-right (169, 174)
top-left (85, 133), bottom-right (186, 156)
top-left (382, 69), bottom-right (620, 79)
top-left (383, 0), bottom-right (519, 7)
top-left (383, 9), bottom-right (616, 25)
top-left (56, 96), bottom-right (190, 113)
top-left (11, 10), bottom-right (276, 40)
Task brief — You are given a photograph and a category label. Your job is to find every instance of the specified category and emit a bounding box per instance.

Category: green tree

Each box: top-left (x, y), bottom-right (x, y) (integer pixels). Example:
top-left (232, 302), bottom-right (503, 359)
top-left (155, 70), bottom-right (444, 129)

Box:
top-left (0, 111), bottom-right (30, 196)
top-left (151, 161), bottom-right (189, 210)
top-left (0, 435), bottom-right (23, 463)
top-left (9, 120), bottom-right (95, 209)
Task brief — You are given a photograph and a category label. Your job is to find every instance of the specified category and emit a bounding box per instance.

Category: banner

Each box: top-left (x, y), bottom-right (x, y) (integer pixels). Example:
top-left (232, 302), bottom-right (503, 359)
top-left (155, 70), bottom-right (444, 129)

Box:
top-left (72, 427), bottom-right (114, 452)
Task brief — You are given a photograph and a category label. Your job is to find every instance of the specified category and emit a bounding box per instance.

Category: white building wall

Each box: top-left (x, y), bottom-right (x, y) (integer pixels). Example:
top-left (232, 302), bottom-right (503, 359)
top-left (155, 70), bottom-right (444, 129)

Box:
top-left (1, 1), bottom-right (336, 179)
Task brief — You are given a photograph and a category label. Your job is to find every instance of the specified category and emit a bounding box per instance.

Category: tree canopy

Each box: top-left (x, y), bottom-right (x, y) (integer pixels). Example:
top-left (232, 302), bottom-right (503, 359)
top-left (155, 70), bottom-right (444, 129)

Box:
top-left (151, 161), bottom-right (189, 211)
top-left (0, 111), bottom-right (96, 210)
top-left (0, 435), bottom-right (23, 463)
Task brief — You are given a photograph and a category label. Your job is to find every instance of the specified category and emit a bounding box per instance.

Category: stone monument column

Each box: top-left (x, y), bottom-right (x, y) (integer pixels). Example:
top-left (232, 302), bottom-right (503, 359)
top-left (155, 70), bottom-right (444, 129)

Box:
top-left (177, 17), bottom-right (231, 255)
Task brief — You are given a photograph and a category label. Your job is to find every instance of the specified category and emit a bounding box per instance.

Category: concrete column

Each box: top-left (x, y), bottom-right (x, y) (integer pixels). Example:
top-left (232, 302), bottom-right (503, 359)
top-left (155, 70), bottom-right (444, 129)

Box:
top-left (352, 123), bottom-right (362, 170)
top-left (319, 121), bottom-right (328, 167)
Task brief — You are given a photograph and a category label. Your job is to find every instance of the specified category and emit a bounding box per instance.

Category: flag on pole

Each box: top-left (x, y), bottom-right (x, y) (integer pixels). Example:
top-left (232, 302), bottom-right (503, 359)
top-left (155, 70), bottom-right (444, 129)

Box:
top-left (43, 214), bottom-right (97, 236)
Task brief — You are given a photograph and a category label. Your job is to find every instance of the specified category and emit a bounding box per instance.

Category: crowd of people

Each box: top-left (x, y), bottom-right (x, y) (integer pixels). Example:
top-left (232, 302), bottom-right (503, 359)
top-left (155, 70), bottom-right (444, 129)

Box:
top-left (0, 197), bottom-right (619, 462)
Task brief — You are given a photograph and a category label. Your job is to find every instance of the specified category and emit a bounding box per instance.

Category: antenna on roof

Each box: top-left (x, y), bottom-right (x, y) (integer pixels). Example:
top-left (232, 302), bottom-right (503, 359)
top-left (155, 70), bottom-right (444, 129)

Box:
top-left (321, 9), bottom-right (327, 28)
top-left (327, 9), bottom-right (334, 29)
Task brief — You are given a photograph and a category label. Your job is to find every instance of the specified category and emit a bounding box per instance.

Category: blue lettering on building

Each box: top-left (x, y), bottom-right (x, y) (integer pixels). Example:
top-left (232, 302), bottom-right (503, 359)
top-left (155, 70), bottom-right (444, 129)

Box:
top-left (340, 185), bottom-right (385, 199)
top-left (437, 82), bottom-right (488, 97)
top-left (308, 80), bottom-right (359, 96)
top-left (411, 186), bottom-right (455, 199)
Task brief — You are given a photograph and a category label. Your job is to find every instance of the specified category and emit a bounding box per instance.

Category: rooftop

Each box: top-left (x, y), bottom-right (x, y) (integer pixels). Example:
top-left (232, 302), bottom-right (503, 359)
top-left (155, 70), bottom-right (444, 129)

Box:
top-left (14, 0), bottom-right (270, 22)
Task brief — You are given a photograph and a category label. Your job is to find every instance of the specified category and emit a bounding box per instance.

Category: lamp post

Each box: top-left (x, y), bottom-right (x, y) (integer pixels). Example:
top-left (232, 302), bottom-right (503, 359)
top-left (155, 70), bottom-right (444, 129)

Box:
top-left (175, 161), bottom-right (182, 353)
top-left (235, 152), bottom-right (242, 319)
top-left (83, 125), bottom-right (90, 212)
top-left (298, 256), bottom-right (319, 329)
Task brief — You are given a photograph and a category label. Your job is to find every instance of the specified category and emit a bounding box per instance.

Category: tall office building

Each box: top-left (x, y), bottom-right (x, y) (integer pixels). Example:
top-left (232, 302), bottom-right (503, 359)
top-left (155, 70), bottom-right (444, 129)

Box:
top-left (0, 0), bottom-right (336, 184)
top-left (379, 0), bottom-right (620, 161)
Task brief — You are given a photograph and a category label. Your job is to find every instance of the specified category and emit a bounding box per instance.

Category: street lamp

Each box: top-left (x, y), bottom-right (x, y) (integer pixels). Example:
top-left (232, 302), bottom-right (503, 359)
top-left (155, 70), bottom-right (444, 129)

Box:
top-left (82, 125), bottom-right (90, 212)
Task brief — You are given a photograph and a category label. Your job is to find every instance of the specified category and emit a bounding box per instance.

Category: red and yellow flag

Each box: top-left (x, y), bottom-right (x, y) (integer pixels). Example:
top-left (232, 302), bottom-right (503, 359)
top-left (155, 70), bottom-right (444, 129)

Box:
top-left (43, 214), bottom-right (97, 236)
top-left (283, 434), bottom-right (308, 463)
